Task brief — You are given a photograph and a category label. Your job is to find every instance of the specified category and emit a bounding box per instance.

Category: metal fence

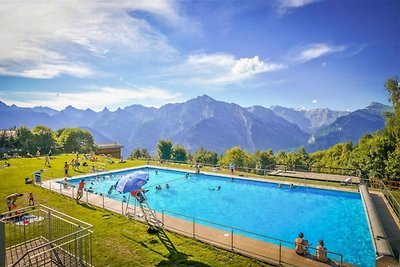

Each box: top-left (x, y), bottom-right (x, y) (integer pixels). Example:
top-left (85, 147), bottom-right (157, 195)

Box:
top-left (160, 210), bottom-right (344, 266)
top-left (370, 178), bottom-right (400, 220)
top-left (145, 158), bottom-right (358, 179)
top-left (0, 205), bottom-right (93, 267)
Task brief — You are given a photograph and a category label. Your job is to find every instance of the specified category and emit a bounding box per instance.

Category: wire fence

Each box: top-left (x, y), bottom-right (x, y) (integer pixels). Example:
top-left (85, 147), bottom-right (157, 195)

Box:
top-left (0, 205), bottom-right (93, 267)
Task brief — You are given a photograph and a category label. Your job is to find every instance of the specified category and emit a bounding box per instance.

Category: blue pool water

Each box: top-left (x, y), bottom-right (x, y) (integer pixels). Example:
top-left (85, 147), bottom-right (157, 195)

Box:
top-left (66, 167), bottom-right (375, 266)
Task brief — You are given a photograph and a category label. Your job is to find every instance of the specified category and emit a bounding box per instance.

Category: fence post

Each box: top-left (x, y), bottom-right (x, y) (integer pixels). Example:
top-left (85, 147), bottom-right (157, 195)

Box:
top-left (192, 219), bottom-right (195, 238)
top-left (86, 190), bottom-right (88, 203)
top-left (162, 211), bottom-right (164, 227)
top-left (60, 183), bottom-right (62, 194)
top-left (279, 241), bottom-right (282, 265)
top-left (102, 194), bottom-right (104, 208)
top-left (48, 210), bottom-right (52, 241)
top-left (122, 201), bottom-right (124, 215)
top-left (231, 230), bottom-right (234, 250)
top-left (0, 222), bottom-right (5, 267)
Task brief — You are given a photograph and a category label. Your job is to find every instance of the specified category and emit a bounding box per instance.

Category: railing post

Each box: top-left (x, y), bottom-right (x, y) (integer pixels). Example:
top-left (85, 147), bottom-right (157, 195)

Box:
top-left (231, 230), bottom-right (234, 250)
top-left (192, 219), bottom-right (195, 238)
top-left (48, 210), bottom-right (52, 241)
top-left (122, 201), bottom-right (124, 215)
top-left (162, 211), bottom-right (164, 227)
top-left (86, 190), bottom-right (88, 203)
top-left (102, 194), bottom-right (104, 208)
top-left (0, 222), bottom-right (5, 267)
top-left (279, 241), bottom-right (282, 265)
top-left (78, 227), bottom-right (83, 263)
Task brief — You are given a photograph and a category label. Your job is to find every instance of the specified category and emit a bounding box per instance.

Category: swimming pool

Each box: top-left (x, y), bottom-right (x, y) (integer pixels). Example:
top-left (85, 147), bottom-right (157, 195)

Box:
top-left (66, 167), bottom-right (375, 266)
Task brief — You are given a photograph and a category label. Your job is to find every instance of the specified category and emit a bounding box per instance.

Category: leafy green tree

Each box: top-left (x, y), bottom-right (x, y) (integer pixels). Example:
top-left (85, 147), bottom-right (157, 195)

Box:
top-left (385, 147), bottom-right (400, 180)
top-left (32, 125), bottom-right (54, 154)
top-left (219, 146), bottom-right (250, 168)
top-left (129, 148), bottom-right (150, 159)
top-left (157, 139), bottom-right (173, 160)
top-left (171, 145), bottom-right (188, 162)
top-left (275, 150), bottom-right (287, 165)
top-left (191, 146), bottom-right (219, 165)
top-left (253, 149), bottom-right (275, 170)
top-left (350, 133), bottom-right (393, 179)
top-left (385, 76), bottom-right (400, 141)
top-left (15, 126), bottom-right (35, 154)
top-left (57, 128), bottom-right (95, 153)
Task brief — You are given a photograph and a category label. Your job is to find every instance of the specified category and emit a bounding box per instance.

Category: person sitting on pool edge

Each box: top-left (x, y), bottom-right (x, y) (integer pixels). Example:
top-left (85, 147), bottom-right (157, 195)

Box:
top-left (316, 239), bottom-right (328, 262)
top-left (294, 232), bottom-right (309, 256)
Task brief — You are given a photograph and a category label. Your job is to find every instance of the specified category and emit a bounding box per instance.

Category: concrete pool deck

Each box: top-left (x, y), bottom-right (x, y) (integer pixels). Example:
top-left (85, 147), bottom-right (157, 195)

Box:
top-left (38, 165), bottom-right (391, 266)
top-left (40, 180), bottom-right (353, 266)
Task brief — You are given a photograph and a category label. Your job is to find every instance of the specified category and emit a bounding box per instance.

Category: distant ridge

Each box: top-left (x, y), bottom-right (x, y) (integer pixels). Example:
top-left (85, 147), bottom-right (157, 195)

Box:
top-left (0, 96), bottom-right (391, 157)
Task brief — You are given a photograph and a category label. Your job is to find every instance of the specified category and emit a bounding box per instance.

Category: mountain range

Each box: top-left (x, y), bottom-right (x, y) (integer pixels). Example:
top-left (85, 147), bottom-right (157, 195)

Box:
top-left (0, 96), bottom-right (392, 157)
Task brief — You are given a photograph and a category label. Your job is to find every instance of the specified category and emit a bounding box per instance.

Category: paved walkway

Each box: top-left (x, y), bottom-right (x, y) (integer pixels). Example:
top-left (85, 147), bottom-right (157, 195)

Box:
top-left (39, 176), bottom-right (355, 267)
top-left (267, 170), bottom-right (360, 184)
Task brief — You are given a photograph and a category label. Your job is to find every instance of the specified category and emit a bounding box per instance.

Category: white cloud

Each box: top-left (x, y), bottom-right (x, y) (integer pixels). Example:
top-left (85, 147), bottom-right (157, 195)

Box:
top-left (292, 43), bottom-right (346, 63)
top-left (0, 86), bottom-right (182, 111)
top-left (311, 99), bottom-right (317, 104)
top-left (277, 0), bottom-right (320, 14)
top-left (0, 1), bottom-right (184, 79)
top-left (171, 53), bottom-right (285, 86)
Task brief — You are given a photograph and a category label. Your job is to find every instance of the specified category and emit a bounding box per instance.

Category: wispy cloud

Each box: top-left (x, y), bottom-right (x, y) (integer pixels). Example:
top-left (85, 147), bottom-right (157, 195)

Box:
top-left (311, 99), bottom-right (317, 104)
top-left (164, 53), bottom-right (285, 86)
top-left (277, 0), bottom-right (320, 15)
top-left (290, 43), bottom-right (346, 63)
top-left (0, 1), bottom-right (186, 79)
top-left (0, 86), bottom-right (182, 111)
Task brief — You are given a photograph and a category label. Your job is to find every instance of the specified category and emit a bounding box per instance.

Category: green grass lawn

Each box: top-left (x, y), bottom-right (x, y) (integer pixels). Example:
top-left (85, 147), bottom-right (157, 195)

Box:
top-left (0, 155), bottom-right (270, 267)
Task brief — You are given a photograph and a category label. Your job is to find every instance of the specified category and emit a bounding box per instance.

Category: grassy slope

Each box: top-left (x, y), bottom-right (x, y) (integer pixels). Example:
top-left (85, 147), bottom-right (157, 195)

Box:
top-left (0, 155), bottom-right (269, 267)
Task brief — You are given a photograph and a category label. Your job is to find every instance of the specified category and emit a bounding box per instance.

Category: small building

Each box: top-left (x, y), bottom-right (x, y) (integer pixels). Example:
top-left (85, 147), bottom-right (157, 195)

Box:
top-left (96, 143), bottom-right (124, 159)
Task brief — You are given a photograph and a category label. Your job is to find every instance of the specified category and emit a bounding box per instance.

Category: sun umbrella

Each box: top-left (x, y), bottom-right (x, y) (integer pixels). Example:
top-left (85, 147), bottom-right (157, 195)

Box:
top-left (114, 171), bottom-right (149, 193)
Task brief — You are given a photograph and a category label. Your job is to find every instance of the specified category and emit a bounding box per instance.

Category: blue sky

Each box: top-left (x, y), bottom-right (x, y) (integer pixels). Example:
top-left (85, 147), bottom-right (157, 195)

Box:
top-left (0, 0), bottom-right (399, 111)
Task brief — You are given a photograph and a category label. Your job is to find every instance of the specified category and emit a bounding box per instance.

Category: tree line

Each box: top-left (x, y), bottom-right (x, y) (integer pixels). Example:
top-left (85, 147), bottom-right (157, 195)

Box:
top-left (129, 76), bottom-right (400, 180)
top-left (0, 126), bottom-right (96, 156)
top-left (1, 76), bottom-right (399, 180)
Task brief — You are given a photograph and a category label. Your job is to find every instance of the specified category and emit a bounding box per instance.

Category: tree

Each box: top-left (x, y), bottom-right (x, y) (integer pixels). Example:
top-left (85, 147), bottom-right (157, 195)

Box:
top-left (275, 150), bottom-right (287, 165)
top-left (157, 139), bottom-right (173, 160)
top-left (385, 147), bottom-right (400, 180)
top-left (129, 148), bottom-right (150, 159)
top-left (56, 128), bottom-right (95, 153)
top-left (385, 76), bottom-right (400, 141)
top-left (192, 146), bottom-right (219, 165)
top-left (253, 149), bottom-right (275, 170)
top-left (219, 146), bottom-right (250, 169)
top-left (15, 126), bottom-right (35, 154)
top-left (171, 145), bottom-right (188, 162)
top-left (32, 125), bottom-right (54, 154)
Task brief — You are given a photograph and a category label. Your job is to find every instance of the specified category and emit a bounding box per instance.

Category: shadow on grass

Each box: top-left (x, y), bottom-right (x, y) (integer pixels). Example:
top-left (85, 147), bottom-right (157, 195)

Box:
top-left (77, 202), bottom-right (97, 211)
top-left (156, 252), bottom-right (212, 267)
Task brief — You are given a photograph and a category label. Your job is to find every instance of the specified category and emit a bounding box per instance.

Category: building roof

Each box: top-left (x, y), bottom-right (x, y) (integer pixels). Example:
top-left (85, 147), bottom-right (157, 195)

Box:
top-left (96, 143), bottom-right (124, 149)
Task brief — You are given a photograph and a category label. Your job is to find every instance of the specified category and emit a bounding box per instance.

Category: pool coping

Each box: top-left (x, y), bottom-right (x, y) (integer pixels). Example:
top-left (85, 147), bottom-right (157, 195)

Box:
top-left (39, 164), bottom-right (378, 266)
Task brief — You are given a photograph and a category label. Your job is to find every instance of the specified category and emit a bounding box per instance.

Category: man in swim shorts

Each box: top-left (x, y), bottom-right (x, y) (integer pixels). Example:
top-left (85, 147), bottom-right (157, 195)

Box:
top-left (76, 179), bottom-right (85, 203)
top-left (294, 232), bottom-right (308, 256)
